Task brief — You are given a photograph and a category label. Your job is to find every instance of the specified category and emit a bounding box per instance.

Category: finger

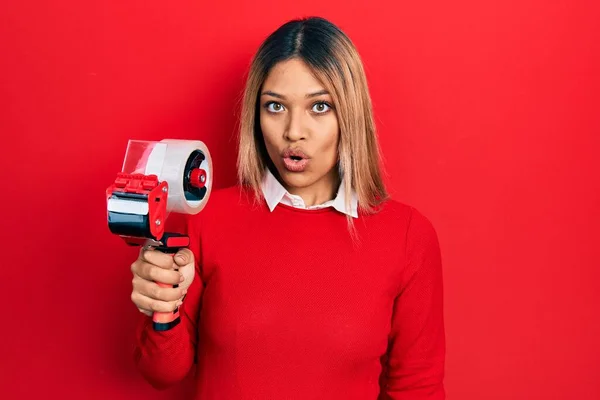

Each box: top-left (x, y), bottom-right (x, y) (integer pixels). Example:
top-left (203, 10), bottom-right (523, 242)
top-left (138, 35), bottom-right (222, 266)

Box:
top-left (174, 248), bottom-right (194, 267)
top-left (133, 275), bottom-right (186, 302)
top-left (131, 291), bottom-right (183, 314)
top-left (138, 308), bottom-right (152, 317)
top-left (135, 261), bottom-right (183, 286)
top-left (140, 247), bottom-right (176, 270)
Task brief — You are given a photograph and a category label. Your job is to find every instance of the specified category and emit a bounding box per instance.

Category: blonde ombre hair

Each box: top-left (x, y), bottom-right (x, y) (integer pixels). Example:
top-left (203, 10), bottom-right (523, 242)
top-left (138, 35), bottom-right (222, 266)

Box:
top-left (237, 17), bottom-right (388, 226)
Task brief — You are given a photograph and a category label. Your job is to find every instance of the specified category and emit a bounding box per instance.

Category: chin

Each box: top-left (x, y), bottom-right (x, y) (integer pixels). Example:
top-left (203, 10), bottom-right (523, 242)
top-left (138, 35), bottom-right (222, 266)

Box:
top-left (277, 168), bottom-right (316, 189)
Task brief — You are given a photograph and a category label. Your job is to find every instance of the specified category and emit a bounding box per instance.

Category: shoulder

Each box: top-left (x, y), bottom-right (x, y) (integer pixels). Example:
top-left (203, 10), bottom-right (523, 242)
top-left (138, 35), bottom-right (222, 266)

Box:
top-left (186, 184), bottom-right (257, 224)
top-left (205, 185), bottom-right (249, 207)
top-left (200, 184), bottom-right (258, 211)
top-left (373, 198), bottom-right (440, 244)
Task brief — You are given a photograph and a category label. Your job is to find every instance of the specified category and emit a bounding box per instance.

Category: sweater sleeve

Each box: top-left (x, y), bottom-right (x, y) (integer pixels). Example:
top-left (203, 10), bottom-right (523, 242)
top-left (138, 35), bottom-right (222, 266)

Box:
top-left (132, 213), bottom-right (205, 389)
top-left (379, 207), bottom-right (446, 399)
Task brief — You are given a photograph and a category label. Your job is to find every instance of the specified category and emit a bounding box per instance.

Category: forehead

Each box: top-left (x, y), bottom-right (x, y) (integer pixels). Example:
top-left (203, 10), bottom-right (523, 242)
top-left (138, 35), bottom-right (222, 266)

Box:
top-left (263, 58), bottom-right (327, 94)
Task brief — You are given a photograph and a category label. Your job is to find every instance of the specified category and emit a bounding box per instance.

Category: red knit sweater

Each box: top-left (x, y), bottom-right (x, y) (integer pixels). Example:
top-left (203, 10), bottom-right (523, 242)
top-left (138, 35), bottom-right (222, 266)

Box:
top-left (133, 186), bottom-right (445, 399)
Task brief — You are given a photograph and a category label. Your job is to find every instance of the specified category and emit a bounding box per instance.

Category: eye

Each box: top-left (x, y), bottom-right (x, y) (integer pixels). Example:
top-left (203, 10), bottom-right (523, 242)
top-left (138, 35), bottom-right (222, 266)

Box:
top-left (312, 102), bottom-right (332, 114)
top-left (265, 102), bottom-right (285, 113)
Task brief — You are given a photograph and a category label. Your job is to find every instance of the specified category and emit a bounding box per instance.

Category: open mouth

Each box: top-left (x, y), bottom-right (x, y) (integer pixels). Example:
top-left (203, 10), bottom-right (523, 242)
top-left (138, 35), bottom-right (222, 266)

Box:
top-left (282, 148), bottom-right (310, 172)
top-left (283, 155), bottom-right (309, 172)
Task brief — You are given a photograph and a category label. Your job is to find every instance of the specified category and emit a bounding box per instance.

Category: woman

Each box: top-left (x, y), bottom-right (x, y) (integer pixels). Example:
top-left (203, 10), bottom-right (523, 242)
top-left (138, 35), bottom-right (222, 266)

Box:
top-left (130, 16), bottom-right (445, 399)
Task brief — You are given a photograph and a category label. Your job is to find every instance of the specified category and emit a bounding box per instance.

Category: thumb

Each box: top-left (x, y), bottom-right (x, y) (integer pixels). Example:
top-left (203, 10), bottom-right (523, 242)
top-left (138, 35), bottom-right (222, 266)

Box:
top-left (174, 248), bottom-right (194, 267)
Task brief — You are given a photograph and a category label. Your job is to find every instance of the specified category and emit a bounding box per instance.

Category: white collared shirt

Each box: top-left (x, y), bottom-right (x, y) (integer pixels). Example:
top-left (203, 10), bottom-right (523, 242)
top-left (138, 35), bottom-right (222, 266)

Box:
top-left (260, 169), bottom-right (359, 218)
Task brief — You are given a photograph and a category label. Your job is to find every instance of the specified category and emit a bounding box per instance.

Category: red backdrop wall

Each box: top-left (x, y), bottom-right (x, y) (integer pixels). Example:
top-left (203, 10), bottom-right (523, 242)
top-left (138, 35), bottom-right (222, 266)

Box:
top-left (2, 1), bottom-right (598, 399)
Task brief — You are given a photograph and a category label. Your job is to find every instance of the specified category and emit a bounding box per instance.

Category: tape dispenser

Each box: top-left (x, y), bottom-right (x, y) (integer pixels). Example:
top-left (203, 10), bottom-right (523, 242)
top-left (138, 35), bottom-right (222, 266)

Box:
top-left (106, 139), bottom-right (212, 331)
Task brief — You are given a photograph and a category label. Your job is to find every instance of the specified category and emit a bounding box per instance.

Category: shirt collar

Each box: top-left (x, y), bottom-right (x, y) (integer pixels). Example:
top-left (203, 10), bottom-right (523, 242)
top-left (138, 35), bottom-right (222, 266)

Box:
top-left (261, 168), bottom-right (359, 218)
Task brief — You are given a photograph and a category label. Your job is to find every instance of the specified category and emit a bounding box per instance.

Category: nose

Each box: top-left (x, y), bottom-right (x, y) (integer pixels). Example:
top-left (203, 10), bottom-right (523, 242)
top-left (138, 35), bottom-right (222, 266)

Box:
top-left (284, 109), bottom-right (306, 142)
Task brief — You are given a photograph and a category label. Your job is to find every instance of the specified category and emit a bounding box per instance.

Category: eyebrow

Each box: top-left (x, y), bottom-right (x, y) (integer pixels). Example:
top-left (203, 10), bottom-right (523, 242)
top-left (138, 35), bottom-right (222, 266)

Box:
top-left (261, 90), bottom-right (330, 99)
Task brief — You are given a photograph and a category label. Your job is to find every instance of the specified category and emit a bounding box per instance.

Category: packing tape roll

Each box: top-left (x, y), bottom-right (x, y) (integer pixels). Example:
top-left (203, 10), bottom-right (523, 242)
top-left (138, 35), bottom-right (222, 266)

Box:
top-left (144, 139), bottom-right (212, 215)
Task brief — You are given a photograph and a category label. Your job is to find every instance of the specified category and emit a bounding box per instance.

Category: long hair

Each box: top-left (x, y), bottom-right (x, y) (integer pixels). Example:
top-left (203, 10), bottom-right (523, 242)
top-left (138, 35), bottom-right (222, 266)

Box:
top-left (237, 16), bottom-right (388, 229)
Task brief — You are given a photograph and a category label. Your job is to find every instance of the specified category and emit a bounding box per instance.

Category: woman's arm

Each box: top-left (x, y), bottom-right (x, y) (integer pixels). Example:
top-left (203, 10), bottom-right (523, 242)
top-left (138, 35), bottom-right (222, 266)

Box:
top-left (379, 207), bottom-right (446, 399)
top-left (133, 214), bottom-right (205, 389)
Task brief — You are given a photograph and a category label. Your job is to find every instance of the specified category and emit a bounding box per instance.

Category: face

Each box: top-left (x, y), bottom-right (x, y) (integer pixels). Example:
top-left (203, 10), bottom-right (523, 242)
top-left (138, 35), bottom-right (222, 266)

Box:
top-left (259, 58), bottom-right (340, 197)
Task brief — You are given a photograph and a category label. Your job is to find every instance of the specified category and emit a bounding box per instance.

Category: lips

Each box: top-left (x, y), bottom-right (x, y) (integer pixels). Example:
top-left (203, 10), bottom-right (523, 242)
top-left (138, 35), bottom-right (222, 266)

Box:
top-left (282, 148), bottom-right (310, 172)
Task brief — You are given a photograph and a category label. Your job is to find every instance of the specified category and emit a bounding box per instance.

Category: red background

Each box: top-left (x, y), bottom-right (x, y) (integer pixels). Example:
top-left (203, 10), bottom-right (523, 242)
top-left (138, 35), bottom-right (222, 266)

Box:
top-left (1, 1), bottom-right (599, 399)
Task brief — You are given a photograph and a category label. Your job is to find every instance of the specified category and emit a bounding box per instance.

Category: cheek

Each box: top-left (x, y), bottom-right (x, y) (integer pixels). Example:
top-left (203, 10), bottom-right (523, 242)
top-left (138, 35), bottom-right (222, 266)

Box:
top-left (260, 114), bottom-right (279, 150)
top-left (319, 118), bottom-right (340, 161)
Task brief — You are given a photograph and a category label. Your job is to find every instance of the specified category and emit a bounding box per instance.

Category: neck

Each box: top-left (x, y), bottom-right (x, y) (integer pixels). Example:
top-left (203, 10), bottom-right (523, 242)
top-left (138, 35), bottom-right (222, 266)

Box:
top-left (286, 169), bottom-right (340, 207)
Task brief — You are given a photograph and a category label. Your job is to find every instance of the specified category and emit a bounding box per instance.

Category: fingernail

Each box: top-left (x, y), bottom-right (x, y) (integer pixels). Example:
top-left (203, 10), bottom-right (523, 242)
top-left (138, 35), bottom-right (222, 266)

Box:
top-left (179, 274), bottom-right (185, 282)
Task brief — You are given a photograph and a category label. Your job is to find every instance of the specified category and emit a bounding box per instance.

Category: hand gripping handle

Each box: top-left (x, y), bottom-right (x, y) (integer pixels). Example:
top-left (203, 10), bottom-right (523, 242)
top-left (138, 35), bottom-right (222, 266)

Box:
top-left (152, 253), bottom-right (182, 331)
top-left (150, 233), bottom-right (189, 331)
